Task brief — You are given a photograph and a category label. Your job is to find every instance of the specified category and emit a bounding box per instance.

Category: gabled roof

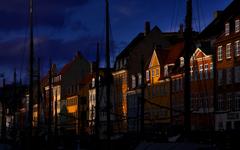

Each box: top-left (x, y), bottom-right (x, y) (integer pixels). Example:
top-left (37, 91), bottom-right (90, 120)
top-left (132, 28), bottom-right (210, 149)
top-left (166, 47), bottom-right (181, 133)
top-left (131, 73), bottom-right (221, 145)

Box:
top-left (115, 26), bottom-right (163, 61)
top-left (116, 33), bottom-right (145, 60)
top-left (154, 41), bottom-right (184, 67)
top-left (199, 0), bottom-right (240, 39)
top-left (59, 51), bottom-right (84, 75)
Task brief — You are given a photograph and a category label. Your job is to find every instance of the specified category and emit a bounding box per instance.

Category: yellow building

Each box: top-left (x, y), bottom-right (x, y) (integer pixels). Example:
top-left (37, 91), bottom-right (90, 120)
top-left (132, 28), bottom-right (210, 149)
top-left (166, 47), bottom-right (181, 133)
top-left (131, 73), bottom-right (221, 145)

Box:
top-left (145, 49), bottom-right (171, 130)
top-left (145, 42), bottom-right (184, 132)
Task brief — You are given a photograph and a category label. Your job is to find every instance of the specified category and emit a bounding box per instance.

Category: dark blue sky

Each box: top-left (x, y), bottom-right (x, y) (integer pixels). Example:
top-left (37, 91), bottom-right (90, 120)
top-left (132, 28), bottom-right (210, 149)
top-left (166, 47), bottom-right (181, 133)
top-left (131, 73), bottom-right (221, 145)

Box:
top-left (0, 0), bottom-right (233, 83)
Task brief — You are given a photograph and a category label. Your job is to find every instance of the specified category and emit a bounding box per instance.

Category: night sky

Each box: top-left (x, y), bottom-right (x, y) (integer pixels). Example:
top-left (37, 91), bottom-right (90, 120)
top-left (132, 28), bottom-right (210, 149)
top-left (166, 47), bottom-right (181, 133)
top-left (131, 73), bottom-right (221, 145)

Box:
top-left (0, 0), bottom-right (233, 83)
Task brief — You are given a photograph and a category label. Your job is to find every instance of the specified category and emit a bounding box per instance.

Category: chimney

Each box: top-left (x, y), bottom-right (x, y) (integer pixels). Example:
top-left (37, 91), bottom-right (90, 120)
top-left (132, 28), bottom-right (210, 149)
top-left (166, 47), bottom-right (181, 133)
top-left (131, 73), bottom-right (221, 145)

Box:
top-left (214, 11), bottom-right (223, 19)
top-left (178, 24), bottom-right (184, 33)
top-left (144, 21), bottom-right (151, 36)
top-left (75, 51), bottom-right (82, 59)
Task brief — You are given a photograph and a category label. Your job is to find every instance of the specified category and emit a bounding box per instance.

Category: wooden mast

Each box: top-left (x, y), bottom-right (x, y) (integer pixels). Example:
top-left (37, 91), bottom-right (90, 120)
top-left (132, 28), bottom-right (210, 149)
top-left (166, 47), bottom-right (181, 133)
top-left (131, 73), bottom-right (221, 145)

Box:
top-left (48, 59), bottom-right (52, 135)
top-left (28, 0), bottom-right (34, 137)
top-left (37, 58), bottom-right (41, 130)
top-left (105, 0), bottom-right (111, 142)
top-left (95, 42), bottom-right (100, 138)
top-left (184, 0), bottom-right (192, 136)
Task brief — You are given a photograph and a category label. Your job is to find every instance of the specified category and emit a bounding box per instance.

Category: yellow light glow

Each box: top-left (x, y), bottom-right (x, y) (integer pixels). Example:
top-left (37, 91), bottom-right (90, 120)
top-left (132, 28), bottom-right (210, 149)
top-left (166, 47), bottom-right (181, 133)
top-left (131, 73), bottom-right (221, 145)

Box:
top-left (67, 105), bottom-right (77, 113)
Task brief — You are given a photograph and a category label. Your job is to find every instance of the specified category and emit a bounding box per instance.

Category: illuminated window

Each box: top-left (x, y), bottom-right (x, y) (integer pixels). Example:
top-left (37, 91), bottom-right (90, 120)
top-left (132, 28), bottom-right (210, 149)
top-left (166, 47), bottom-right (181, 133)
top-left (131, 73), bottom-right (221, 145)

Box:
top-left (138, 73), bottom-right (142, 86)
top-left (190, 66), bottom-right (193, 80)
top-left (199, 64), bottom-right (203, 80)
top-left (204, 64), bottom-right (208, 79)
top-left (180, 57), bottom-right (184, 67)
top-left (225, 22), bottom-right (230, 36)
top-left (226, 43), bottom-right (231, 59)
top-left (210, 63), bottom-right (213, 79)
top-left (152, 69), bottom-right (155, 77)
top-left (218, 46), bottom-right (223, 61)
top-left (235, 41), bottom-right (240, 57)
top-left (92, 78), bottom-right (95, 88)
top-left (156, 68), bottom-right (159, 77)
top-left (131, 75), bottom-right (136, 88)
top-left (146, 70), bottom-right (150, 81)
top-left (164, 65), bottom-right (168, 77)
top-left (235, 19), bottom-right (240, 33)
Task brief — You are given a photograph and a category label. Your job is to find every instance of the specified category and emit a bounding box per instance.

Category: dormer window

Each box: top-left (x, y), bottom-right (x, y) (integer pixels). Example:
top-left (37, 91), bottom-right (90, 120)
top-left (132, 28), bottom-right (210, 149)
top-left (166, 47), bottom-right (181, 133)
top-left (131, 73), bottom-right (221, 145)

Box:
top-left (164, 65), bottom-right (168, 77)
top-left (235, 19), bottom-right (240, 33)
top-left (225, 23), bottom-right (230, 36)
top-left (180, 57), bottom-right (184, 67)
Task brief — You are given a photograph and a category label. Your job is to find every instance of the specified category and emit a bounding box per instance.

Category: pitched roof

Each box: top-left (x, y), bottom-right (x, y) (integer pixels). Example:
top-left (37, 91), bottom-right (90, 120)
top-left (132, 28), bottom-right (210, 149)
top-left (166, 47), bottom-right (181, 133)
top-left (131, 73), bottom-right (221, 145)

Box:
top-left (115, 26), bottom-right (162, 61)
top-left (199, 0), bottom-right (240, 39)
top-left (155, 41), bottom-right (184, 66)
top-left (59, 51), bottom-right (84, 75)
top-left (116, 33), bottom-right (145, 60)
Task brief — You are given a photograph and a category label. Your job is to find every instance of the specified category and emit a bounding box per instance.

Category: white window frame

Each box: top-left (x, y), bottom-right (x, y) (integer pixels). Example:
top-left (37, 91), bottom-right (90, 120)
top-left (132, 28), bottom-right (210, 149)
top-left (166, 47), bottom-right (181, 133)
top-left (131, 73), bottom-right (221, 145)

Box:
top-left (235, 40), bottom-right (240, 57)
top-left (225, 22), bottom-right (230, 36)
top-left (218, 46), bottom-right (223, 61)
top-left (164, 65), bottom-right (168, 77)
top-left (235, 19), bottom-right (240, 33)
top-left (199, 64), bottom-right (203, 80)
top-left (226, 43), bottom-right (231, 59)
top-left (204, 64), bottom-right (208, 79)
top-left (131, 75), bottom-right (136, 88)
top-left (146, 70), bottom-right (150, 81)
top-left (138, 73), bottom-right (142, 86)
top-left (180, 57), bottom-right (184, 67)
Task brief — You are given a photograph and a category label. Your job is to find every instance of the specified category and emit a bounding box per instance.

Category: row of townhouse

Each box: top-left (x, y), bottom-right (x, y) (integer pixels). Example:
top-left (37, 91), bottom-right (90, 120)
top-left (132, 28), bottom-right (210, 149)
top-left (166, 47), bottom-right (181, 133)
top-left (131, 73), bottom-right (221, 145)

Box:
top-left (24, 0), bottom-right (240, 138)
top-left (200, 0), bottom-right (240, 131)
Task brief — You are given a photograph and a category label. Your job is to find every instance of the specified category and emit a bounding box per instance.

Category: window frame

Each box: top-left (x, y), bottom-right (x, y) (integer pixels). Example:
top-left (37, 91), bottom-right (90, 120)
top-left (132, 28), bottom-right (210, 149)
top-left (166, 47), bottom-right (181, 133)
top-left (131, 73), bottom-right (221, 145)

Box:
top-left (217, 46), bottom-right (223, 61)
top-left (225, 22), bottom-right (230, 36)
top-left (226, 43), bottom-right (231, 59)
top-left (235, 19), bottom-right (240, 33)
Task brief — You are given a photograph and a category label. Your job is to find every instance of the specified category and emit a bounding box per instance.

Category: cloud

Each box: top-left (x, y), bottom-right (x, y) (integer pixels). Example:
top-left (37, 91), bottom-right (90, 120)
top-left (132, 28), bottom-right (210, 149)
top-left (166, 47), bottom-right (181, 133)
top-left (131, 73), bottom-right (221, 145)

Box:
top-left (0, 0), bottom-right (90, 32)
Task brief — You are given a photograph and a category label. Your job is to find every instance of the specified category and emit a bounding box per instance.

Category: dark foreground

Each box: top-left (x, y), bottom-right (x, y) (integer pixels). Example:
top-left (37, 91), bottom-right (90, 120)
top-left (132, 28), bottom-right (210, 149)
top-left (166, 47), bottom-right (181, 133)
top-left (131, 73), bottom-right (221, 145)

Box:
top-left (0, 131), bottom-right (239, 150)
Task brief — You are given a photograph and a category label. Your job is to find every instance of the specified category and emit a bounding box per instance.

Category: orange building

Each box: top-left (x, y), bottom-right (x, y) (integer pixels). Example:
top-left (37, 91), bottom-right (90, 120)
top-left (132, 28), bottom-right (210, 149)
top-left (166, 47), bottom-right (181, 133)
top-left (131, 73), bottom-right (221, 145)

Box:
top-left (171, 48), bottom-right (214, 131)
top-left (144, 42), bottom-right (184, 133)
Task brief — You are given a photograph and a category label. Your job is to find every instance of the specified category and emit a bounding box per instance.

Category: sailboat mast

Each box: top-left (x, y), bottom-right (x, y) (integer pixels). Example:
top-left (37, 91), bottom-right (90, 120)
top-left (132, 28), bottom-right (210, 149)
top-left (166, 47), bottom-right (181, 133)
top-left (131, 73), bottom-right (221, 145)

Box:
top-left (184, 0), bottom-right (192, 135)
top-left (95, 42), bottom-right (100, 138)
top-left (28, 0), bottom-right (34, 136)
top-left (105, 0), bottom-right (111, 142)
